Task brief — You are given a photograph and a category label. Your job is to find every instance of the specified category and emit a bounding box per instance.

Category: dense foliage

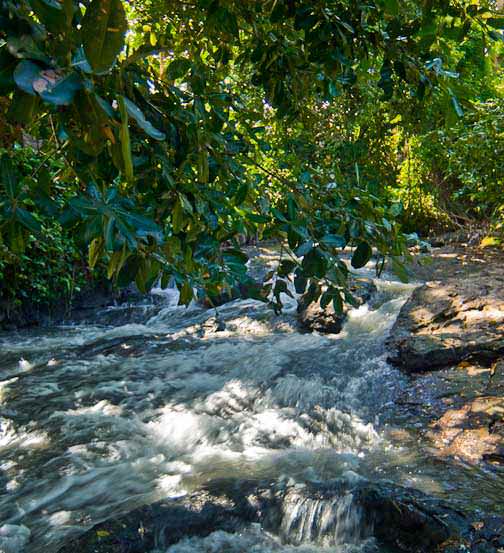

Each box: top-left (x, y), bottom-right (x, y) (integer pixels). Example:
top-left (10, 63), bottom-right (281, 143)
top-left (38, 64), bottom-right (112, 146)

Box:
top-left (0, 0), bottom-right (503, 314)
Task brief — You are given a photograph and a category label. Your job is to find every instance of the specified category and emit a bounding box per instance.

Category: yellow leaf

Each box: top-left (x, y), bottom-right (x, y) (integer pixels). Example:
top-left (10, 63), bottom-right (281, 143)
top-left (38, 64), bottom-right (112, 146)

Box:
top-left (102, 126), bottom-right (115, 144)
top-left (480, 236), bottom-right (501, 248)
top-left (96, 530), bottom-right (110, 538)
top-left (88, 237), bottom-right (103, 269)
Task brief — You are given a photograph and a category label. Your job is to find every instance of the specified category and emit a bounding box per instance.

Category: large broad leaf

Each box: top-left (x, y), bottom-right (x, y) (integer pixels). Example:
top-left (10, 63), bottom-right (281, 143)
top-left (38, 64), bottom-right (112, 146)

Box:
top-left (118, 96), bottom-right (134, 182)
top-left (321, 234), bottom-right (346, 248)
top-left (14, 61), bottom-right (82, 105)
top-left (13, 60), bottom-right (40, 95)
top-left (29, 0), bottom-right (73, 33)
top-left (82, 0), bottom-right (127, 74)
top-left (179, 281), bottom-right (193, 305)
top-left (7, 91), bottom-right (40, 124)
top-left (16, 207), bottom-right (41, 233)
top-left (123, 97), bottom-right (165, 140)
top-left (351, 241), bottom-right (373, 268)
top-left (72, 47), bottom-right (93, 74)
top-left (39, 72), bottom-right (83, 105)
top-left (302, 249), bottom-right (327, 278)
top-left (116, 208), bottom-right (161, 234)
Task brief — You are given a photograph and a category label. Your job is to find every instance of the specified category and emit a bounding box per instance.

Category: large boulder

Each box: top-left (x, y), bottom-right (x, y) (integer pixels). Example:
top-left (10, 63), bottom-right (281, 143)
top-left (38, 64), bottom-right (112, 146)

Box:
top-left (298, 278), bottom-right (377, 334)
top-left (387, 279), bottom-right (504, 372)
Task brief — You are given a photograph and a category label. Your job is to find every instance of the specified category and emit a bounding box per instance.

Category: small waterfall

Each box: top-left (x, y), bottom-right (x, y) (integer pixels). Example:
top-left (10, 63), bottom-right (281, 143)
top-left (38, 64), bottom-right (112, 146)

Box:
top-left (278, 489), bottom-right (367, 546)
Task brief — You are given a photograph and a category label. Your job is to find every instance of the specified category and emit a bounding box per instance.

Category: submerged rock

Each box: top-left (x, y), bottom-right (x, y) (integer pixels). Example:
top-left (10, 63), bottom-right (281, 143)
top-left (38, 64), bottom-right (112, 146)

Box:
top-left (298, 278), bottom-right (377, 334)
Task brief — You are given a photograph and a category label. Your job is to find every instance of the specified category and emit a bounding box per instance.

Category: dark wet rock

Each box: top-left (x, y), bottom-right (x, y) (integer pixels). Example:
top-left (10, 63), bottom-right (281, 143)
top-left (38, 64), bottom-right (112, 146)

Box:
top-left (199, 315), bottom-right (227, 335)
top-left (72, 303), bottom-right (164, 326)
top-left (57, 489), bottom-right (253, 553)
top-left (355, 483), bottom-right (468, 551)
top-left (387, 278), bottom-right (504, 372)
top-left (58, 477), bottom-right (502, 553)
top-left (298, 278), bottom-right (377, 334)
top-left (0, 281), bottom-right (153, 331)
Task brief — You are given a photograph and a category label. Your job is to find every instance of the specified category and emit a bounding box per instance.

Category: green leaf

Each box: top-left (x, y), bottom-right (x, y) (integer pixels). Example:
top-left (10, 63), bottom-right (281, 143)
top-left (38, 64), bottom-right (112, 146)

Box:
top-left (123, 97), bottom-right (166, 140)
top-left (172, 199), bottom-right (184, 233)
top-left (118, 96), bottom-right (134, 182)
top-left (104, 217), bottom-right (115, 251)
top-left (0, 50), bottom-right (17, 93)
top-left (0, 156), bottom-right (19, 199)
top-left (117, 255), bottom-right (141, 287)
top-left (299, 281), bottom-right (321, 309)
top-left (82, 0), bottom-right (127, 74)
top-left (294, 271), bottom-right (307, 294)
top-left (302, 248), bottom-right (327, 278)
top-left (351, 242), bottom-right (372, 268)
top-left (234, 183), bottom-right (248, 205)
top-left (72, 47), bottom-right (93, 73)
top-left (14, 61), bottom-right (82, 105)
top-left (287, 196), bottom-right (297, 220)
top-left (40, 72), bottom-right (83, 105)
top-left (321, 234), bottom-right (346, 248)
top-left (16, 208), bottom-right (41, 233)
top-left (167, 59), bottom-right (192, 80)
top-left (29, 0), bottom-right (72, 33)
top-left (118, 210), bottom-right (161, 234)
top-left (332, 292), bottom-right (343, 314)
top-left (488, 17), bottom-right (504, 28)
top-left (320, 290), bottom-right (332, 309)
top-left (278, 259), bottom-right (296, 277)
top-left (13, 61), bottom-right (40, 95)
top-left (295, 240), bottom-right (313, 257)
top-left (179, 280), bottom-right (193, 305)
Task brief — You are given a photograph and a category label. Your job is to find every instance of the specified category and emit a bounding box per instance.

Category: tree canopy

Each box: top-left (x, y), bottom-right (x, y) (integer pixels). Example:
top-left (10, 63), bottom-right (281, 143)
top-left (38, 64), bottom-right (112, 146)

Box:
top-left (1, 0), bottom-right (503, 311)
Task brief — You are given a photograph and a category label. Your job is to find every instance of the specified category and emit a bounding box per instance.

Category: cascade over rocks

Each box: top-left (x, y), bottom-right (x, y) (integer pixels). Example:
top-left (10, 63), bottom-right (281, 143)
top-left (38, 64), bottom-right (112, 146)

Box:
top-left (298, 277), bottom-right (377, 334)
top-left (57, 477), bottom-right (503, 553)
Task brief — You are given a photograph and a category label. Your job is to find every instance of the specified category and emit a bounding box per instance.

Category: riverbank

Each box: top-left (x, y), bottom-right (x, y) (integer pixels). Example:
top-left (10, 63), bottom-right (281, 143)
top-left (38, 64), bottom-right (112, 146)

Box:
top-left (388, 243), bottom-right (504, 470)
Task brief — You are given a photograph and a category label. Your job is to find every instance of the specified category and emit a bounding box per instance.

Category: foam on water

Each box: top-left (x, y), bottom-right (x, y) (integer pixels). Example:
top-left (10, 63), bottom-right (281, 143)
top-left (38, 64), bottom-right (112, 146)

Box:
top-left (0, 261), bottom-right (417, 552)
top-left (165, 527), bottom-right (378, 553)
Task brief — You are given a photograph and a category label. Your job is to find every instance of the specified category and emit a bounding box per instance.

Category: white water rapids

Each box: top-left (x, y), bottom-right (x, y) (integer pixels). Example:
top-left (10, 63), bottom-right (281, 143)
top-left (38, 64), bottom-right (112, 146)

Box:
top-left (0, 256), bottom-right (459, 552)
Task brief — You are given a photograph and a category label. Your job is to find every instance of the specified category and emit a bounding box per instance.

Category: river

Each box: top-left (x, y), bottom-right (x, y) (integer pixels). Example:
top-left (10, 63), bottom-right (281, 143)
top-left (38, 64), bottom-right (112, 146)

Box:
top-left (0, 254), bottom-right (501, 552)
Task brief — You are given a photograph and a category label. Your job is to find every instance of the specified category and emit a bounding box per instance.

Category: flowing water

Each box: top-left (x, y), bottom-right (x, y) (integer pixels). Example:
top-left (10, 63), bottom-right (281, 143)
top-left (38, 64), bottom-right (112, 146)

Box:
top-left (0, 254), bottom-right (502, 553)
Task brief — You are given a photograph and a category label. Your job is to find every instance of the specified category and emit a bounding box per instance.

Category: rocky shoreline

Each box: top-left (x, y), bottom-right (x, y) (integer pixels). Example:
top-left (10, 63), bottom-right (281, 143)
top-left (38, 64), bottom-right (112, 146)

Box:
top-left (387, 245), bottom-right (504, 470)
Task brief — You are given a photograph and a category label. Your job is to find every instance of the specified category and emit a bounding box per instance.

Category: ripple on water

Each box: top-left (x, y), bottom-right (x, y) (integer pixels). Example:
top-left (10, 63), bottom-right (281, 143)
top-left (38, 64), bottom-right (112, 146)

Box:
top-left (0, 271), bottom-right (454, 553)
